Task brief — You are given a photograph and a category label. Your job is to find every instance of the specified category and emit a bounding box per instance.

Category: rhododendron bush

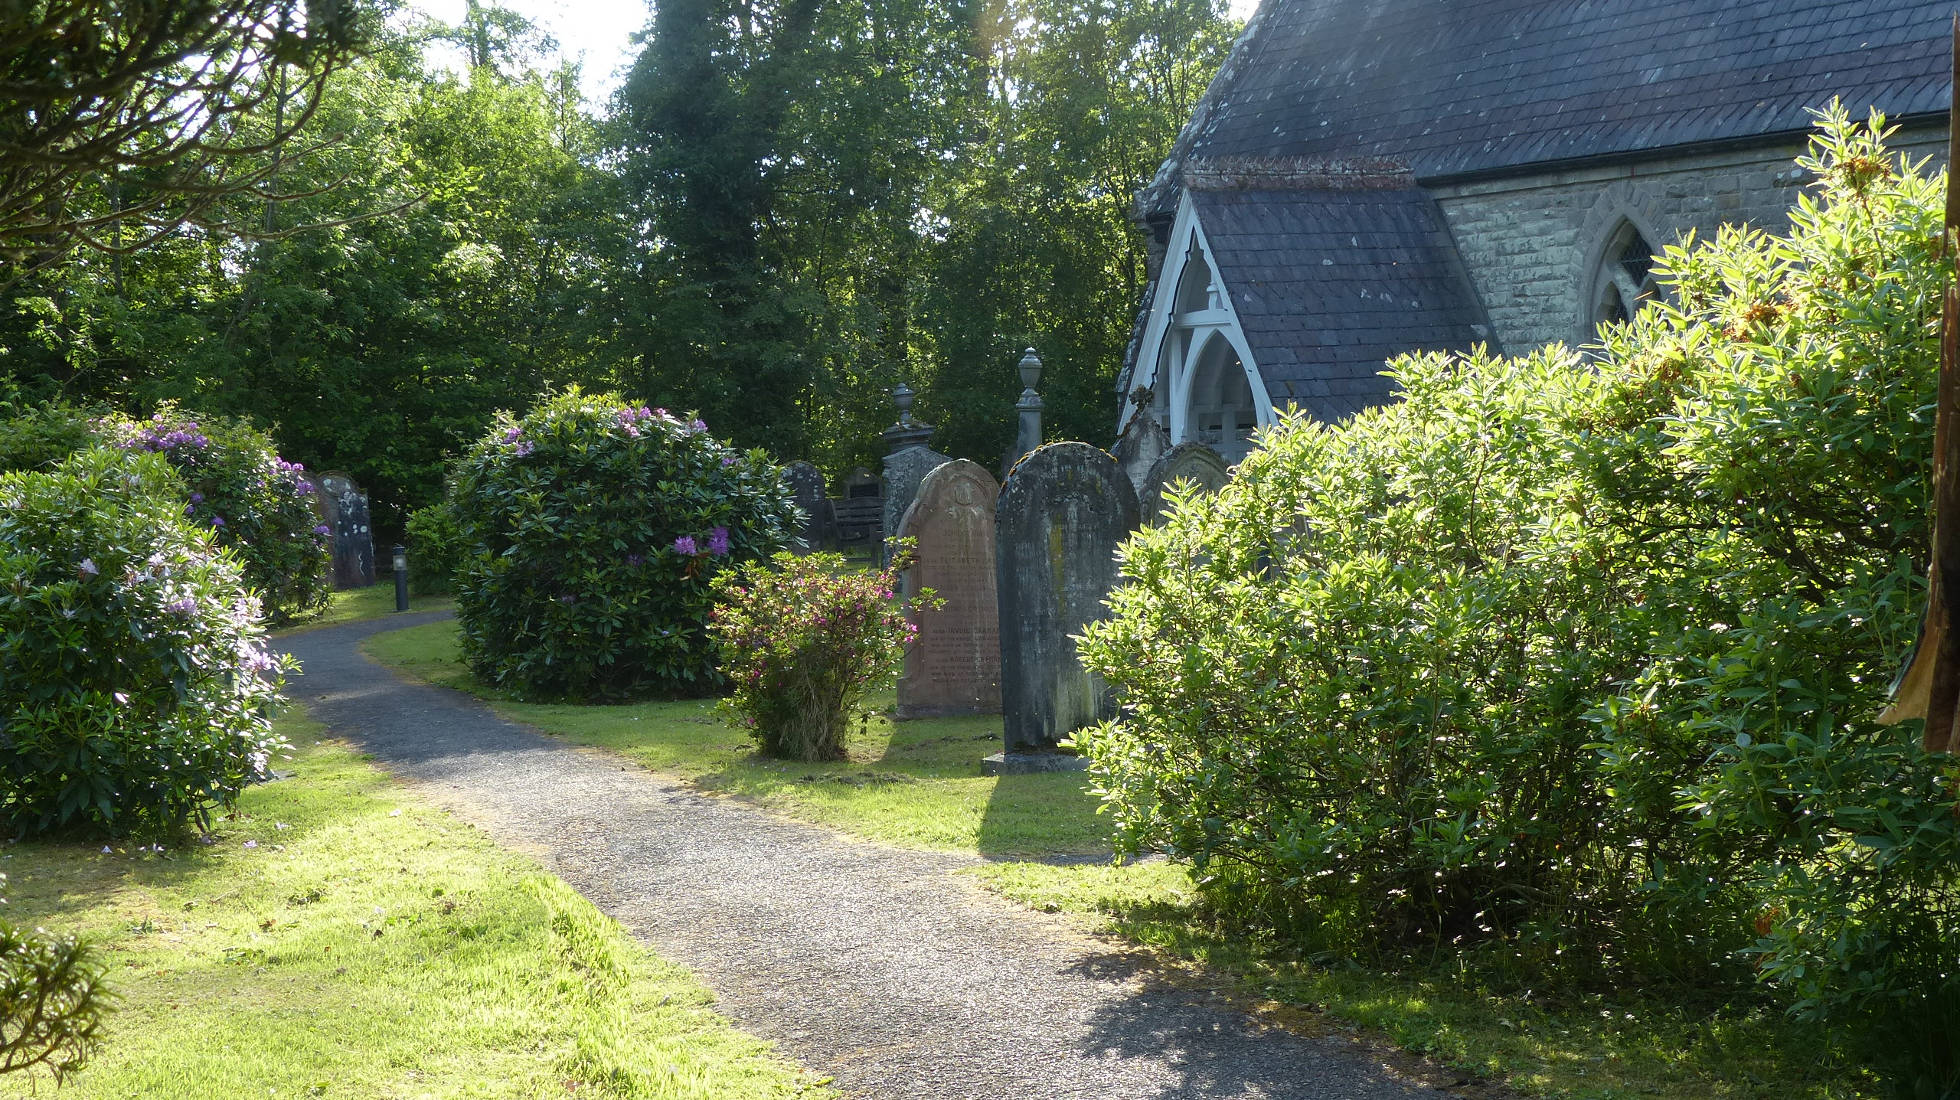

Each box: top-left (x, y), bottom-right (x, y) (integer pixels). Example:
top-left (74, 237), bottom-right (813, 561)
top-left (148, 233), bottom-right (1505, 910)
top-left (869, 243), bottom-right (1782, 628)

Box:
top-left (106, 408), bottom-right (332, 623)
top-left (0, 403), bottom-right (331, 623)
top-left (450, 389), bottom-right (796, 700)
top-left (0, 449), bottom-right (289, 836)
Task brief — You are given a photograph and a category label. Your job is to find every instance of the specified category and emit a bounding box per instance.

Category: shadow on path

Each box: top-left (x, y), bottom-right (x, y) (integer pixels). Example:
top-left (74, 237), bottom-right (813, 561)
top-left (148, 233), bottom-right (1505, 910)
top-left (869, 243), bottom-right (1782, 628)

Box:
top-left (281, 617), bottom-right (1440, 1100)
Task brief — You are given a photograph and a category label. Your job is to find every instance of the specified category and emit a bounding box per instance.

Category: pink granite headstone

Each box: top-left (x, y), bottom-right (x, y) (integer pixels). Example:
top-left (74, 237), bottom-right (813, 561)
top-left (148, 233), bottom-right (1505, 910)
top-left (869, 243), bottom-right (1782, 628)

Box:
top-left (895, 459), bottom-right (1001, 718)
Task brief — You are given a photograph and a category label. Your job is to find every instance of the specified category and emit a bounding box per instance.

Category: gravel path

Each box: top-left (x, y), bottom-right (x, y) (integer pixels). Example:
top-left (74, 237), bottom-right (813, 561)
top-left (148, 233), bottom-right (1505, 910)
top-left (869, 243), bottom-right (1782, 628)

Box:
top-left (282, 615), bottom-right (1444, 1100)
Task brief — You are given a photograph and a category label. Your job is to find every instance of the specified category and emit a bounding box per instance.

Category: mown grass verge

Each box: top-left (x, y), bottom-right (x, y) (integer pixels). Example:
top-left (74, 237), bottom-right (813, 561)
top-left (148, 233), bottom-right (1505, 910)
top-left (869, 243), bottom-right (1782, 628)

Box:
top-left (273, 582), bottom-right (454, 635)
top-left (362, 620), bottom-right (1103, 859)
top-left (0, 713), bottom-right (831, 1100)
top-left (361, 617), bottom-right (1880, 1100)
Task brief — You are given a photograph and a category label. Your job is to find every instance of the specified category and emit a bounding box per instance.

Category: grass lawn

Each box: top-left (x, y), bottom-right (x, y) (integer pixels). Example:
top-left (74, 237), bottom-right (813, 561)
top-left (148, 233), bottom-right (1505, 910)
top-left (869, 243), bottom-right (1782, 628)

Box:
top-left (0, 714), bottom-right (831, 1100)
top-left (361, 618), bottom-right (1881, 1100)
top-left (362, 620), bottom-right (1106, 859)
top-left (274, 582), bottom-right (455, 635)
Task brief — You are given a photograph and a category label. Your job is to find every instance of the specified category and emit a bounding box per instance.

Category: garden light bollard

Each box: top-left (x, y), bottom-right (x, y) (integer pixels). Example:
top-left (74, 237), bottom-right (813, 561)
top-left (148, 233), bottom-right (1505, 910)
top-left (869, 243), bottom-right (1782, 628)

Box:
top-left (392, 544), bottom-right (408, 612)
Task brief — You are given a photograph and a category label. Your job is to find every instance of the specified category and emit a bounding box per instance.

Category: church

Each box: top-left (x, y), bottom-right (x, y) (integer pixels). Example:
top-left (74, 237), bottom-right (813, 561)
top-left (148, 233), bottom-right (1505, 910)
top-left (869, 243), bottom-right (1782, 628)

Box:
top-left (1119, 0), bottom-right (1954, 460)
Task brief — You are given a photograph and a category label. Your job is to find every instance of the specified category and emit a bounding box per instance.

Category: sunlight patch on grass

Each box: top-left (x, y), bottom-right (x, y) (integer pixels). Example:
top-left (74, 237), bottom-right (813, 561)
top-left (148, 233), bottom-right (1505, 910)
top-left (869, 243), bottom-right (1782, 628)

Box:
top-left (273, 582), bottom-right (453, 635)
top-left (1, 715), bottom-right (831, 1100)
top-left (361, 620), bottom-right (1110, 858)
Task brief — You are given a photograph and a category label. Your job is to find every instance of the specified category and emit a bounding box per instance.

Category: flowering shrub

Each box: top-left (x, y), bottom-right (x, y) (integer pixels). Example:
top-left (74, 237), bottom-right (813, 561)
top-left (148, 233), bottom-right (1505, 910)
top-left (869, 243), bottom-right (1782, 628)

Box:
top-left (0, 875), bottom-right (107, 1081)
top-left (105, 408), bottom-right (331, 623)
top-left (1077, 110), bottom-right (1959, 1089)
top-left (451, 389), bottom-right (797, 700)
top-left (709, 550), bottom-right (923, 761)
top-left (0, 448), bottom-right (289, 836)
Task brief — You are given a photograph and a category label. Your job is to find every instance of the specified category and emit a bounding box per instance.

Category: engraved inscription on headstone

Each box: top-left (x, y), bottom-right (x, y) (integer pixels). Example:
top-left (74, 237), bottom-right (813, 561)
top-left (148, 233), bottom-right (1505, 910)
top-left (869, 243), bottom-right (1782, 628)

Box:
top-left (782, 461), bottom-right (829, 555)
top-left (995, 442), bottom-right (1140, 755)
top-left (317, 471), bottom-right (376, 589)
top-left (1140, 442), bottom-right (1231, 525)
top-left (1112, 413), bottom-right (1171, 498)
top-left (896, 460), bottom-right (1002, 718)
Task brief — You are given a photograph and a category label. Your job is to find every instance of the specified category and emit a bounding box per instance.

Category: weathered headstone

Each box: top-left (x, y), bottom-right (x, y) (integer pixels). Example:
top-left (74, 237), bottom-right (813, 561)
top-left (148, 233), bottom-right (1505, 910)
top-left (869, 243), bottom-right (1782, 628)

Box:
top-left (993, 442), bottom-right (1140, 769)
top-left (879, 382), bottom-right (950, 560)
top-left (782, 461), bottom-right (829, 554)
top-left (1140, 442), bottom-right (1231, 525)
top-left (316, 471), bottom-right (376, 589)
top-left (882, 444), bottom-right (950, 550)
top-left (896, 460), bottom-right (1002, 719)
top-left (1112, 412), bottom-right (1172, 497)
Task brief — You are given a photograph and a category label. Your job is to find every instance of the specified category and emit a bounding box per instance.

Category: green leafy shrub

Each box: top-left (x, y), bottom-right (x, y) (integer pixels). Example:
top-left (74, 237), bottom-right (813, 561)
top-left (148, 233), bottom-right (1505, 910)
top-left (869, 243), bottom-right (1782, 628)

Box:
top-left (105, 408), bottom-right (332, 624)
top-left (1080, 345), bottom-right (1642, 956)
top-left (709, 549), bottom-right (922, 761)
top-left (0, 448), bottom-right (290, 837)
top-left (1078, 108), bottom-right (1958, 1090)
top-left (0, 402), bottom-right (99, 475)
top-left (404, 498), bottom-right (464, 596)
top-left (1578, 110), bottom-right (1958, 1092)
top-left (451, 389), bottom-right (797, 700)
top-left (0, 875), bottom-right (107, 1082)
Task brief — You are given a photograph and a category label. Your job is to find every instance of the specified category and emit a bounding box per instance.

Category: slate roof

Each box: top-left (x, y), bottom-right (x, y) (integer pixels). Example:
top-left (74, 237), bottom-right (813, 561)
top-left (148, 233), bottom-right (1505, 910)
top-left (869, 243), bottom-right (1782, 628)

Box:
top-left (1140, 0), bottom-right (1954, 220)
top-left (1194, 183), bottom-right (1491, 421)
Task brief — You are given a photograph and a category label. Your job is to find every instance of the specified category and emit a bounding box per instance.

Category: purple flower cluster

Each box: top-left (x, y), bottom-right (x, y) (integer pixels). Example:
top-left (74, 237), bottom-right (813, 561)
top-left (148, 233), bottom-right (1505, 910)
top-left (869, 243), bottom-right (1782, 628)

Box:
top-left (672, 526), bottom-right (733, 558)
top-left (614, 405), bottom-right (662, 438)
top-left (274, 459), bottom-right (314, 495)
top-left (118, 415), bottom-right (211, 454)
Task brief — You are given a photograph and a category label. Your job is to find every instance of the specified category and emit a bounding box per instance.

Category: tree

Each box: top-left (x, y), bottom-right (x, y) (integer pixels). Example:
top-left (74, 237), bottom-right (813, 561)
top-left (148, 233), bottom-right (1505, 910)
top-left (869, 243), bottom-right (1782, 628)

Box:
top-left (916, 0), bottom-right (1235, 462)
top-left (0, 0), bottom-right (376, 286)
top-left (615, 0), bottom-right (1233, 475)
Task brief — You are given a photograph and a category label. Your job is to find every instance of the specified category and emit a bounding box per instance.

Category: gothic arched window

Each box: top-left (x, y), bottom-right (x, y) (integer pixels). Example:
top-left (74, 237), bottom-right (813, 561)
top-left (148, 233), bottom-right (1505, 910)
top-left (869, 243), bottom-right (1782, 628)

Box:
top-left (1590, 221), bottom-right (1660, 329)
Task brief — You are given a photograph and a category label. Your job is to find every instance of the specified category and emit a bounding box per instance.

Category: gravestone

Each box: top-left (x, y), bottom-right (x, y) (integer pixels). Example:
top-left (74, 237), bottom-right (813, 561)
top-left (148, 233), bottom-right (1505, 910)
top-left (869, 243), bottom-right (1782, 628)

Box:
top-left (1140, 442), bottom-right (1231, 525)
top-left (993, 442), bottom-right (1140, 768)
top-left (1112, 413), bottom-right (1171, 497)
top-left (316, 471), bottom-right (376, 589)
top-left (782, 461), bottom-right (829, 554)
top-left (896, 460), bottom-right (1002, 719)
top-left (882, 444), bottom-right (950, 552)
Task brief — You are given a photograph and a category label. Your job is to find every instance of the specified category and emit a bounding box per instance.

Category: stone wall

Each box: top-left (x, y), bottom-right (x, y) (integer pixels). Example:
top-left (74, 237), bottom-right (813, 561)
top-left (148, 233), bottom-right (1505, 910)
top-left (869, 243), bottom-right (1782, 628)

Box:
top-left (1429, 125), bottom-right (1947, 354)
